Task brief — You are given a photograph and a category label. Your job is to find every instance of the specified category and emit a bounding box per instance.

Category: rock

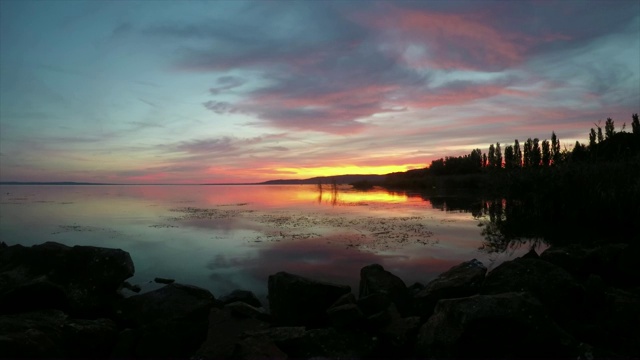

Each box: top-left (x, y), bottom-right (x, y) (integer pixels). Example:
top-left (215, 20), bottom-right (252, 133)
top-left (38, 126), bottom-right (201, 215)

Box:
top-left (154, 277), bottom-right (175, 284)
top-left (415, 292), bottom-right (578, 358)
top-left (0, 242), bottom-right (134, 317)
top-left (329, 292), bottom-right (357, 308)
top-left (276, 327), bottom-right (375, 359)
top-left (119, 281), bottom-right (141, 294)
top-left (326, 303), bottom-right (363, 328)
top-left (414, 259), bottom-right (487, 318)
top-left (195, 307), bottom-right (270, 359)
top-left (357, 292), bottom-right (391, 318)
top-left (540, 244), bottom-right (592, 277)
top-left (219, 289), bottom-right (262, 308)
top-left (540, 243), bottom-right (635, 287)
top-left (481, 257), bottom-right (583, 323)
top-left (0, 309), bottom-right (117, 358)
top-left (370, 303), bottom-right (422, 357)
top-left (119, 283), bottom-right (216, 326)
top-left (225, 301), bottom-right (271, 322)
top-left (521, 248), bottom-right (539, 259)
top-left (116, 283), bottom-right (217, 358)
top-left (268, 272), bottom-right (351, 327)
top-left (407, 282), bottom-right (425, 296)
top-left (233, 336), bottom-right (288, 359)
top-left (359, 264), bottom-right (411, 315)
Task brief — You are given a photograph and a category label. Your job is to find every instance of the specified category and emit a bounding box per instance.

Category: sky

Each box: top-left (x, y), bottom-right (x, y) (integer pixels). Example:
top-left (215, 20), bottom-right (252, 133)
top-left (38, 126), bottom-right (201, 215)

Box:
top-left (1, 0), bottom-right (639, 184)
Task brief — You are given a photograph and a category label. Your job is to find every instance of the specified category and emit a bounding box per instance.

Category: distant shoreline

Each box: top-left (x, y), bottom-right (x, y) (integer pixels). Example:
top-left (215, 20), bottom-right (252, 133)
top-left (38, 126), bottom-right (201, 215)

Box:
top-left (0, 174), bottom-right (388, 187)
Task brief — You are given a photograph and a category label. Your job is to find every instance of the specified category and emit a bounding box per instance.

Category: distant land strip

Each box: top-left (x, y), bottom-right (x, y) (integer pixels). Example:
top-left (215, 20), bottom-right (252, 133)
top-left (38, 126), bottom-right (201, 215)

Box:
top-left (0, 174), bottom-right (388, 186)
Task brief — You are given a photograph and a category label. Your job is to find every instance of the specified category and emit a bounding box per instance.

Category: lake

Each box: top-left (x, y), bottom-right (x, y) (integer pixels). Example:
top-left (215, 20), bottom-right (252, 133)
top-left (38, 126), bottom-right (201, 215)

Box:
top-left (0, 184), bottom-right (538, 303)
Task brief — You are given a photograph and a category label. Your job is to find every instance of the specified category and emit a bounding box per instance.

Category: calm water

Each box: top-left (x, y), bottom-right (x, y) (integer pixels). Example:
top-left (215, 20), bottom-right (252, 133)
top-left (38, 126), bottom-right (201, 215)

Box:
top-left (0, 184), bottom-right (534, 302)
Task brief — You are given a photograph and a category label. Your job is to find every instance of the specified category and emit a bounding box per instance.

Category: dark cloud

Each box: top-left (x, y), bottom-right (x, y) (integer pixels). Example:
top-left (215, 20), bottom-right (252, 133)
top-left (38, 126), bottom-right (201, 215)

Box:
top-left (203, 100), bottom-right (237, 114)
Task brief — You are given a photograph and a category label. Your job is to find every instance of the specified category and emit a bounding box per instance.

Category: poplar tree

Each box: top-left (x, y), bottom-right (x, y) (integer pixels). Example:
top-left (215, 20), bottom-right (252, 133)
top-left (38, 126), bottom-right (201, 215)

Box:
top-left (542, 140), bottom-right (551, 167)
top-left (495, 142), bottom-right (502, 169)
top-left (514, 139), bottom-right (522, 168)
top-left (551, 132), bottom-right (561, 165)
top-left (504, 145), bottom-right (514, 169)
top-left (589, 128), bottom-right (597, 148)
top-left (488, 144), bottom-right (496, 168)
top-left (632, 113), bottom-right (639, 135)
top-left (531, 138), bottom-right (541, 167)
top-left (523, 138), bottom-right (533, 167)
top-left (605, 117), bottom-right (615, 139)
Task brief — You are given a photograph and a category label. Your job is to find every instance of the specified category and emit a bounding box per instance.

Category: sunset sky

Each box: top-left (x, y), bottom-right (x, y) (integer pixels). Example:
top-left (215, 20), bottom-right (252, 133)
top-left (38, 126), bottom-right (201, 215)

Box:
top-left (1, 1), bottom-right (638, 184)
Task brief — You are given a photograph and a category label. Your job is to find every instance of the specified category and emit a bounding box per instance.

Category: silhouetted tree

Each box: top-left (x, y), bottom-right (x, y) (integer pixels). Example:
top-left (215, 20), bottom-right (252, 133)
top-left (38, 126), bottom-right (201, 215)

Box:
top-left (605, 117), bottom-right (615, 139)
top-left (488, 144), bottom-right (496, 168)
top-left (632, 113), bottom-right (639, 135)
top-left (504, 145), bottom-right (515, 169)
top-left (523, 138), bottom-right (533, 168)
top-left (551, 132), bottom-right (561, 165)
top-left (514, 139), bottom-right (522, 168)
top-left (482, 153), bottom-right (488, 168)
top-left (571, 141), bottom-right (588, 162)
top-left (531, 138), bottom-right (541, 167)
top-left (542, 140), bottom-right (551, 167)
top-left (597, 126), bottom-right (604, 143)
top-left (495, 142), bottom-right (502, 169)
top-left (589, 128), bottom-right (597, 148)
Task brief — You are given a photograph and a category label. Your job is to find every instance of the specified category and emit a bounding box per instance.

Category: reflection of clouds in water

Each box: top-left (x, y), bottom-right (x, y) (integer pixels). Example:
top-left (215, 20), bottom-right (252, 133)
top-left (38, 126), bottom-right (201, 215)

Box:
top-left (204, 234), bottom-right (474, 299)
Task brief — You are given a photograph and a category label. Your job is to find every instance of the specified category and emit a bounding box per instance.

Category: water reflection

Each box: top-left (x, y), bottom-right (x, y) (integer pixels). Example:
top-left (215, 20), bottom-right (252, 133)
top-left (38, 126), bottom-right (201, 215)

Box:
top-left (0, 184), bottom-right (538, 301)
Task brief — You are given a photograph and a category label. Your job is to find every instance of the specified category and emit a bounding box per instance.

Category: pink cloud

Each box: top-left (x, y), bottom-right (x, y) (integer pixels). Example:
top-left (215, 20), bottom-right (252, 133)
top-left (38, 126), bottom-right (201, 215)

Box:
top-left (356, 6), bottom-right (528, 71)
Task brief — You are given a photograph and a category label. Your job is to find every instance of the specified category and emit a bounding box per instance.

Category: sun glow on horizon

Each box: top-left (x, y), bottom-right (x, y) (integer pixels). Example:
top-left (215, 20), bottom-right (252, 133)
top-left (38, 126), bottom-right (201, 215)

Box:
top-left (275, 164), bottom-right (425, 178)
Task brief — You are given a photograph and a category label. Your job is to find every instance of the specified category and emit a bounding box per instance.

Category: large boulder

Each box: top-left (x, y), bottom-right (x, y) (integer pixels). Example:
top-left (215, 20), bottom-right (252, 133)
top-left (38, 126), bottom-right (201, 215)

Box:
top-left (0, 309), bottom-right (117, 358)
top-left (268, 272), bottom-right (351, 327)
top-left (276, 327), bottom-right (376, 359)
top-left (0, 242), bottom-right (134, 317)
top-left (115, 283), bottom-right (216, 358)
top-left (481, 256), bottom-right (583, 322)
top-left (413, 259), bottom-right (487, 318)
top-left (415, 292), bottom-right (578, 358)
top-left (219, 289), bottom-right (262, 308)
top-left (359, 264), bottom-right (411, 315)
top-left (195, 307), bottom-right (270, 359)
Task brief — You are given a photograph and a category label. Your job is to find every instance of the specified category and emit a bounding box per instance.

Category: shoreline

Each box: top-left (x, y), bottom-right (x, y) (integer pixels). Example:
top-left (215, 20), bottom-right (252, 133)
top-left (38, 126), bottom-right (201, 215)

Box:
top-left (1, 241), bottom-right (638, 358)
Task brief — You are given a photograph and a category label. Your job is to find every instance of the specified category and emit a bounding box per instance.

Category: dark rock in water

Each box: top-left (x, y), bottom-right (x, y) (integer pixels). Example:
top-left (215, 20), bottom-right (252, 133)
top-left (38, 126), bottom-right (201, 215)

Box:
top-left (195, 307), bottom-right (270, 359)
top-left (235, 327), bottom-right (306, 360)
top-left (119, 283), bottom-right (216, 326)
top-left (153, 277), bottom-right (175, 284)
top-left (116, 284), bottom-right (216, 358)
top-left (359, 264), bottom-right (411, 315)
top-left (225, 301), bottom-right (271, 322)
top-left (276, 327), bottom-right (375, 359)
top-left (357, 292), bottom-right (392, 318)
top-left (540, 243), bottom-right (637, 287)
top-left (120, 281), bottom-right (141, 293)
top-left (329, 292), bottom-right (357, 308)
top-left (415, 292), bottom-right (578, 358)
top-left (540, 244), bottom-right (592, 277)
top-left (0, 242), bottom-right (134, 317)
top-left (407, 282), bottom-right (425, 296)
top-left (481, 256), bottom-right (583, 323)
top-left (219, 289), bottom-right (262, 308)
top-left (0, 309), bottom-right (117, 358)
top-left (414, 258), bottom-right (487, 318)
top-left (326, 303), bottom-right (364, 328)
top-left (268, 271), bottom-right (350, 327)
top-left (363, 301), bottom-right (422, 357)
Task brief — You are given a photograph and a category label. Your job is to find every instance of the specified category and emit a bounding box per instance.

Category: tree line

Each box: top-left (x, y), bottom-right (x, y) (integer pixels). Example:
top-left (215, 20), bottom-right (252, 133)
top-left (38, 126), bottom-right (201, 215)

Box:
top-left (427, 113), bottom-right (640, 176)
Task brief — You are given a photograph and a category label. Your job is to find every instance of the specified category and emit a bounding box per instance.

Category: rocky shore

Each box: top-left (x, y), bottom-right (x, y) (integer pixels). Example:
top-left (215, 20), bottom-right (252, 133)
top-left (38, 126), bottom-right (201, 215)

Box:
top-left (1, 241), bottom-right (639, 358)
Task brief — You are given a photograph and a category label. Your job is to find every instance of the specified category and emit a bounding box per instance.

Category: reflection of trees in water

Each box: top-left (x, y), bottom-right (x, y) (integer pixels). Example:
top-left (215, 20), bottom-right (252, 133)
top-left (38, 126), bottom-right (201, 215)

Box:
top-left (316, 179), bottom-right (339, 206)
top-left (474, 198), bottom-right (543, 254)
top-left (386, 190), bottom-right (544, 254)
